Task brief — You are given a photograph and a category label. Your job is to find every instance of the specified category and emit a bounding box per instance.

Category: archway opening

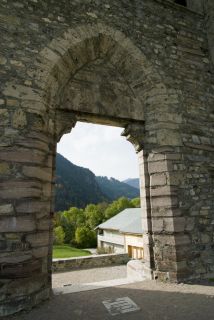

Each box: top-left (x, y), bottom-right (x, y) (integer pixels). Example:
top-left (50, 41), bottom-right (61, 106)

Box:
top-left (44, 24), bottom-right (159, 290)
top-left (52, 121), bottom-right (143, 290)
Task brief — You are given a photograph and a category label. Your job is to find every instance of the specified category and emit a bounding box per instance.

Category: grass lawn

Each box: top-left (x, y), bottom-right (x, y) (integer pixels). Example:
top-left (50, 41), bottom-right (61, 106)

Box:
top-left (53, 245), bottom-right (92, 259)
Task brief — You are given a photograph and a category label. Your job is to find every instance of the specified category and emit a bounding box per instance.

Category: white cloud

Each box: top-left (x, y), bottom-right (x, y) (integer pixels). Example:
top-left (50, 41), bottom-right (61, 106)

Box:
top-left (57, 122), bottom-right (139, 181)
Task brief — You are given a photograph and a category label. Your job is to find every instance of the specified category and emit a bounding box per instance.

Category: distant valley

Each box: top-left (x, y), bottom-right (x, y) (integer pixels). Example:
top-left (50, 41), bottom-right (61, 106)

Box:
top-left (55, 153), bottom-right (140, 211)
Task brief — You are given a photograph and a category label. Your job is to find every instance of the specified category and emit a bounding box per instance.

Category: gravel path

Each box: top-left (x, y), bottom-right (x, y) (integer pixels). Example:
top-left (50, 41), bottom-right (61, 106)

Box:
top-left (53, 265), bottom-right (127, 288)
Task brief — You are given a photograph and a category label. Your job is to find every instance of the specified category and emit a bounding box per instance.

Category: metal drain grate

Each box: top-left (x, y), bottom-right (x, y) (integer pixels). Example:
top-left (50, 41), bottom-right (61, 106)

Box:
top-left (102, 297), bottom-right (140, 316)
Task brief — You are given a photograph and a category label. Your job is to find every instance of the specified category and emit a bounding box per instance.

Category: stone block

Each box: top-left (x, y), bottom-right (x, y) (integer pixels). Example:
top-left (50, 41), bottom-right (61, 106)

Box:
top-left (151, 195), bottom-right (178, 208)
top-left (0, 204), bottom-right (14, 215)
top-left (148, 160), bottom-right (173, 174)
top-left (0, 216), bottom-right (36, 233)
top-left (26, 232), bottom-right (50, 247)
top-left (36, 218), bottom-right (50, 231)
top-left (156, 260), bottom-right (179, 273)
top-left (150, 173), bottom-right (167, 186)
top-left (157, 129), bottom-right (183, 146)
top-left (201, 233), bottom-right (210, 244)
top-left (23, 166), bottom-right (52, 182)
top-left (0, 109), bottom-right (9, 125)
top-left (154, 234), bottom-right (191, 246)
top-left (0, 149), bottom-right (46, 164)
top-left (16, 201), bottom-right (50, 214)
top-left (1, 259), bottom-right (41, 278)
top-left (0, 181), bottom-right (42, 199)
top-left (0, 275), bottom-right (47, 301)
top-left (32, 246), bottom-right (49, 258)
top-left (42, 183), bottom-right (52, 198)
top-left (151, 186), bottom-right (176, 197)
top-left (185, 217), bottom-right (195, 231)
top-left (12, 109), bottom-right (27, 129)
top-left (151, 207), bottom-right (182, 218)
top-left (166, 172), bottom-right (185, 186)
top-left (3, 83), bottom-right (42, 102)
top-left (0, 253), bottom-right (32, 264)
top-left (164, 217), bottom-right (185, 233)
top-left (148, 153), bottom-right (165, 162)
top-left (152, 218), bottom-right (164, 233)
top-left (0, 162), bottom-right (10, 174)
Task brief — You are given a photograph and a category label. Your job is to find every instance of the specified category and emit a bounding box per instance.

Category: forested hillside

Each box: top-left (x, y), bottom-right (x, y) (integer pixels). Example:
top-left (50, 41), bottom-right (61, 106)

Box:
top-left (55, 154), bottom-right (139, 211)
top-left (55, 154), bottom-right (106, 211)
top-left (96, 176), bottom-right (139, 201)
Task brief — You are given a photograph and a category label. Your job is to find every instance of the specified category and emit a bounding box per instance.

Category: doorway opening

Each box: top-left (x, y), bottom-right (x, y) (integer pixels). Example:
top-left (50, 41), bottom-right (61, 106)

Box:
top-left (52, 121), bottom-right (143, 291)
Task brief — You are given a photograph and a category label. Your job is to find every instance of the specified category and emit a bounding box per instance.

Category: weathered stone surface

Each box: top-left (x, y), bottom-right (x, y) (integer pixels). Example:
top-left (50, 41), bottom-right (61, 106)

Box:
top-left (52, 253), bottom-right (130, 272)
top-left (0, 0), bottom-right (214, 316)
top-left (26, 232), bottom-right (50, 248)
top-left (0, 259), bottom-right (41, 278)
top-left (16, 201), bottom-right (50, 214)
top-left (0, 275), bottom-right (48, 302)
top-left (0, 216), bottom-right (36, 233)
top-left (36, 218), bottom-right (50, 231)
top-left (150, 173), bottom-right (167, 186)
top-left (0, 149), bottom-right (47, 164)
top-left (0, 204), bottom-right (14, 215)
top-left (0, 181), bottom-right (42, 199)
top-left (32, 247), bottom-right (49, 258)
top-left (12, 109), bottom-right (27, 129)
top-left (164, 217), bottom-right (186, 233)
top-left (23, 166), bottom-right (52, 182)
top-left (0, 109), bottom-right (9, 125)
top-left (0, 162), bottom-right (10, 175)
top-left (148, 160), bottom-right (173, 174)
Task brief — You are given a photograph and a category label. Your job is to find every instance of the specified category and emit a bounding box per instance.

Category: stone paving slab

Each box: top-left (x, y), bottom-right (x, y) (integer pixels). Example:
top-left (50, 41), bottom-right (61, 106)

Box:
top-left (8, 280), bottom-right (214, 320)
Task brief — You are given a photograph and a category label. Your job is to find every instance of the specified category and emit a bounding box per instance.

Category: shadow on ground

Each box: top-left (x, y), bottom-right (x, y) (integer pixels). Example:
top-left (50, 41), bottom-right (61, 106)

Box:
top-left (7, 280), bottom-right (214, 320)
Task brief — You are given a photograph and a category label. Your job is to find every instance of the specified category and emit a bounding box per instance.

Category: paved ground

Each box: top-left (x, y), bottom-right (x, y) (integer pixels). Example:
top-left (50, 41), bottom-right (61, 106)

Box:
top-left (8, 280), bottom-right (214, 320)
top-left (53, 265), bottom-right (127, 287)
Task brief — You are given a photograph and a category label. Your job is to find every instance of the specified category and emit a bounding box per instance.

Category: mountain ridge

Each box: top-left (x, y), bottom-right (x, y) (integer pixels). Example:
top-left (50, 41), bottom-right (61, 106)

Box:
top-left (55, 153), bottom-right (139, 211)
top-left (123, 178), bottom-right (140, 189)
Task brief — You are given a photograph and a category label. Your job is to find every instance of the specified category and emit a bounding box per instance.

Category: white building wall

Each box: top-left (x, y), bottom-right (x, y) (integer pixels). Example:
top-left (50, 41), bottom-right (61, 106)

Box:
top-left (97, 229), bottom-right (125, 253)
top-left (124, 234), bottom-right (144, 251)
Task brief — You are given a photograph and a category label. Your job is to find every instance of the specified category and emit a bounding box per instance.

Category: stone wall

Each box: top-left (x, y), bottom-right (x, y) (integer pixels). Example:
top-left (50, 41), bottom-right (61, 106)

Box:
top-left (0, 0), bottom-right (214, 316)
top-left (52, 254), bottom-right (130, 273)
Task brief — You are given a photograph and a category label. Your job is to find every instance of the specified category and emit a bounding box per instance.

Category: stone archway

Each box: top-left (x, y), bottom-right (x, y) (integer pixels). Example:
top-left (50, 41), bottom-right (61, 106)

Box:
top-left (0, 24), bottom-right (195, 316)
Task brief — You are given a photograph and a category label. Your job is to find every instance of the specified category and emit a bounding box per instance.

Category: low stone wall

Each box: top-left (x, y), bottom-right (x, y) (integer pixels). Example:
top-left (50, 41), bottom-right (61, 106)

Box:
top-left (52, 253), bottom-right (130, 273)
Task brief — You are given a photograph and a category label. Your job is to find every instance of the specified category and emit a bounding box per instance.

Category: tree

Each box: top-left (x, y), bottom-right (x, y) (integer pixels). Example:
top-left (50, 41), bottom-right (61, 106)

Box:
top-left (84, 203), bottom-right (106, 229)
top-left (60, 207), bottom-right (85, 244)
top-left (75, 226), bottom-right (97, 248)
top-left (53, 226), bottom-right (65, 245)
top-left (104, 197), bottom-right (133, 220)
top-left (130, 197), bottom-right (141, 208)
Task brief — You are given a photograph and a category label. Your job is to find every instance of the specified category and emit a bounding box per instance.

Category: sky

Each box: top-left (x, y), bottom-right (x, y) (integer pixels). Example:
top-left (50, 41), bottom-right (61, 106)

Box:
top-left (57, 122), bottom-right (139, 181)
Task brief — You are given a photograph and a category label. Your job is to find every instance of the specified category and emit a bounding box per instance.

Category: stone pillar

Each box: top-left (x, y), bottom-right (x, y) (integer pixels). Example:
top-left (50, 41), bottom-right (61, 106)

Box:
top-left (0, 102), bottom-right (76, 316)
top-left (0, 133), bottom-right (54, 316)
top-left (122, 124), bottom-right (154, 278)
top-left (122, 123), bottom-right (190, 282)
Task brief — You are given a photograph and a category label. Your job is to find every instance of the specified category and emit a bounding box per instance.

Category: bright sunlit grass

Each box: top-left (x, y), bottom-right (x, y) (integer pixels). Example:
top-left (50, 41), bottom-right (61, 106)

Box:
top-left (53, 245), bottom-right (91, 259)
